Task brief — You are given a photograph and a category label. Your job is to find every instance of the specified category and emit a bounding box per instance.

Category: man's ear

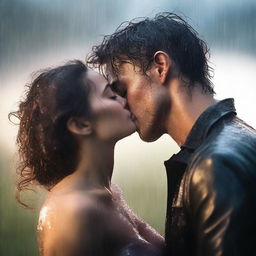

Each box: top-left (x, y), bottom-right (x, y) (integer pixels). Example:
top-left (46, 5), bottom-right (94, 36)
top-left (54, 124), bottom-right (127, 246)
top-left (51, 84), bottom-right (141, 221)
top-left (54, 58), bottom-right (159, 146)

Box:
top-left (67, 117), bottom-right (92, 136)
top-left (151, 51), bottom-right (170, 84)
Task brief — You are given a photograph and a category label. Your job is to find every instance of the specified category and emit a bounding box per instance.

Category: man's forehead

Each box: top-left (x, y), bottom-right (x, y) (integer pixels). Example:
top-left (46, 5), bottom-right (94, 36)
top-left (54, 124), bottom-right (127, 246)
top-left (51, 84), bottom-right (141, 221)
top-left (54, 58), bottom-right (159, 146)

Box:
top-left (105, 62), bottom-right (139, 83)
top-left (105, 65), bottom-right (117, 83)
top-left (106, 72), bottom-right (117, 84)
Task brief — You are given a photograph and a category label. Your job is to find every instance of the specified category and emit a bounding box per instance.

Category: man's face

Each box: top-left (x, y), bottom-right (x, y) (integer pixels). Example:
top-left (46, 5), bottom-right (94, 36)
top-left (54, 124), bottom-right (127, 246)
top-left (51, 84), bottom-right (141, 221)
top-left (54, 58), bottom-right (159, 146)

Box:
top-left (107, 63), bottom-right (170, 142)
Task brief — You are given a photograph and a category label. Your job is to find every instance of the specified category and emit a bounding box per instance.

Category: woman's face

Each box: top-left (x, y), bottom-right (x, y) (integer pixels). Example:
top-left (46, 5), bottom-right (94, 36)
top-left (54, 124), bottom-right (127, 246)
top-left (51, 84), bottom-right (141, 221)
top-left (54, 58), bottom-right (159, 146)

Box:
top-left (86, 69), bottom-right (136, 141)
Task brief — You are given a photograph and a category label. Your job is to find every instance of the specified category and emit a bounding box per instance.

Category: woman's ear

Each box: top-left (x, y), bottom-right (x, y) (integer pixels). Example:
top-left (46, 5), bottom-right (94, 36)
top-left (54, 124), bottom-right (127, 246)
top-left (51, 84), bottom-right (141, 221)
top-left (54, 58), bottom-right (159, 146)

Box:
top-left (151, 51), bottom-right (171, 84)
top-left (67, 117), bottom-right (92, 136)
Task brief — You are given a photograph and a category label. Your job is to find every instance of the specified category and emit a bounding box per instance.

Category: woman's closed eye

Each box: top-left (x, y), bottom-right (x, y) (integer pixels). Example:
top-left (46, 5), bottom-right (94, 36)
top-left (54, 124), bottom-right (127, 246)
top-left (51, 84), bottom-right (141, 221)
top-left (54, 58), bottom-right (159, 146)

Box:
top-left (103, 85), bottom-right (118, 100)
top-left (109, 95), bottom-right (118, 100)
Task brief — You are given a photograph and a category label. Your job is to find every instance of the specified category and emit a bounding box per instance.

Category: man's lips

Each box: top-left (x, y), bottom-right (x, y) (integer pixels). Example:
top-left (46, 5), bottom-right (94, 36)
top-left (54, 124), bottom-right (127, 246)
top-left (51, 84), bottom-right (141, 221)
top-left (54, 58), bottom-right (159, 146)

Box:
top-left (130, 113), bottom-right (140, 131)
top-left (130, 113), bottom-right (136, 122)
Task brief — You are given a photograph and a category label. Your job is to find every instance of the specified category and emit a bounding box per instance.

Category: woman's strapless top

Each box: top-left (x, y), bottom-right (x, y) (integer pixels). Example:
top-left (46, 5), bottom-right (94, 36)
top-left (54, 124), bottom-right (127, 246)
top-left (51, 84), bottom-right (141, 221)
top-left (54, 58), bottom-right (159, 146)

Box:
top-left (117, 239), bottom-right (162, 256)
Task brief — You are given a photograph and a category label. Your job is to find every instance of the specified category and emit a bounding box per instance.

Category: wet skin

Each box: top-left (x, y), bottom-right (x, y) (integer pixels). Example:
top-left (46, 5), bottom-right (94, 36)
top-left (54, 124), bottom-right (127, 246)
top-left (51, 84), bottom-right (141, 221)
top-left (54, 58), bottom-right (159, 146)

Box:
top-left (37, 70), bottom-right (164, 256)
top-left (38, 184), bottom-right (152, 256)
top-left (107, 63), bottom-right (170, 142)
top-left (87, 69), bottom-right (136, 142)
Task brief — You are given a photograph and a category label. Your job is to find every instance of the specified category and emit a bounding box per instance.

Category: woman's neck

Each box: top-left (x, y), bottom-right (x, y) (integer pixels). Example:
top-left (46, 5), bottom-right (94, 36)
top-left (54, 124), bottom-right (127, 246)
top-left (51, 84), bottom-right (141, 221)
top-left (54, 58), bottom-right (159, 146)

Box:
top-left (51, 139), bottom-right (115, 193)
top-left (75, 139), bottom-right (115, 190)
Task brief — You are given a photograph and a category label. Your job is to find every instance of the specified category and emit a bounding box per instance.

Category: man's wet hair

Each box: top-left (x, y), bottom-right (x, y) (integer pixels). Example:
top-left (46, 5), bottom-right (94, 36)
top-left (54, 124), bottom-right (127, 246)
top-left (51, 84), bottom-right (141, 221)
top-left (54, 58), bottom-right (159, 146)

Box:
top-left (88, 12), bottom-right (215, 94)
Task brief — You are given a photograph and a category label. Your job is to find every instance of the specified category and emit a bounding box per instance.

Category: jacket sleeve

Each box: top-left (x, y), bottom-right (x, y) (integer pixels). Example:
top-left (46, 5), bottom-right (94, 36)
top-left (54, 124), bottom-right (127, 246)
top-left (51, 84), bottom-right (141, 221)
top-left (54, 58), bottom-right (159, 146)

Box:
top-left (185, 153), bottom-right (247, 256)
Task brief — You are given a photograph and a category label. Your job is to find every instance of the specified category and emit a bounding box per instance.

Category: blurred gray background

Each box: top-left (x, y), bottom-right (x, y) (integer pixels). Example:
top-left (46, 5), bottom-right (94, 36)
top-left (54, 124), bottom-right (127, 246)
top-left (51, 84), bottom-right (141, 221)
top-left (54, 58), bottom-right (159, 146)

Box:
top-left (0, 0), bottom-right (256, 255)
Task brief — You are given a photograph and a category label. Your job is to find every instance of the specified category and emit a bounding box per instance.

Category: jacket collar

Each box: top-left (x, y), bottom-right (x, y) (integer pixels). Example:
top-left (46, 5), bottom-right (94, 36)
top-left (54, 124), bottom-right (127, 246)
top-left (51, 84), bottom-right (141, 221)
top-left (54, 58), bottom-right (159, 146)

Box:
top-left (182, 98), bottom-right (236, 150)
top-left (165, 98), bottom-right (237, 166)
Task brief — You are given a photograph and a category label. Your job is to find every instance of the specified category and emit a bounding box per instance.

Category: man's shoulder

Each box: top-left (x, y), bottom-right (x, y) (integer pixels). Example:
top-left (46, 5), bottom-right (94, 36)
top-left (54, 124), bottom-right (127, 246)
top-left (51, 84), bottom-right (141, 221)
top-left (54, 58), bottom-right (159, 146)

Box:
top-left (185, 122), bottom-right (256, 203)
top-left (208, 116), bottom-right (256, 150)
top-left (191, 116), bottom-right (256, 169)
top-left (181, 120), bottom-right (256, 256)
top-left (187, 152), bottom-right (242, 187)
top-left (187, 145), bottom-right (256, 189)
top-left (183, 150), bottom-right (251, 217)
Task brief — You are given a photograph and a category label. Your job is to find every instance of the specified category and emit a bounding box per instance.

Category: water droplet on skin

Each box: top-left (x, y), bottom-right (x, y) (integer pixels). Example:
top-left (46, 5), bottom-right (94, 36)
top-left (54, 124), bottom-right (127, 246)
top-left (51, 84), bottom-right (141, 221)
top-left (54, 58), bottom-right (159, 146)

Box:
top-left (37, 206), bottom-right (52, 231)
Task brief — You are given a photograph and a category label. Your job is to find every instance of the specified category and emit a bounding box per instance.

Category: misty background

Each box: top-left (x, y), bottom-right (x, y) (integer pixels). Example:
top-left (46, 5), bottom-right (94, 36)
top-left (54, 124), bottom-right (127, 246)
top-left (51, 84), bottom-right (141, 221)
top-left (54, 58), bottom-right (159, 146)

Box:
top-left (0, 0), bottom-right (256, 255)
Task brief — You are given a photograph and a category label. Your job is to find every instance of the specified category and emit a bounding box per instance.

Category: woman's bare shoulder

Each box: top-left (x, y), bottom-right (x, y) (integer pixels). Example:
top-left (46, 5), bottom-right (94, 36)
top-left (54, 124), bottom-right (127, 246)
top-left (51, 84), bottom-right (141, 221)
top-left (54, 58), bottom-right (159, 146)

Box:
top-left (38, 189), bottom-right (109, 230)
top-left (38, 190), bottom-right (112, 255)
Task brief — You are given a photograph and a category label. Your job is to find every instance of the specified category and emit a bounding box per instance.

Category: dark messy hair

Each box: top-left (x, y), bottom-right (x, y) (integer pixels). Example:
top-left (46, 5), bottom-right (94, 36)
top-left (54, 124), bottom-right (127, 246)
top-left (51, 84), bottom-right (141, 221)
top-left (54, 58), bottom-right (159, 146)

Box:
top-left (9, 60), bottom-right (91, 207)
top-left (88, 12), bottom-right (214, 94)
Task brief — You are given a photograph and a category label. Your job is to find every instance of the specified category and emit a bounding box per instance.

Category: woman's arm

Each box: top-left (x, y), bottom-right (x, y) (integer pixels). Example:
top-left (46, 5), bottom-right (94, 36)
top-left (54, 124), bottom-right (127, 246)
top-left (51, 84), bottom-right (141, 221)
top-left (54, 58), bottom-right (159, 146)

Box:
top-left (111, 183), bottom-right (165, 248)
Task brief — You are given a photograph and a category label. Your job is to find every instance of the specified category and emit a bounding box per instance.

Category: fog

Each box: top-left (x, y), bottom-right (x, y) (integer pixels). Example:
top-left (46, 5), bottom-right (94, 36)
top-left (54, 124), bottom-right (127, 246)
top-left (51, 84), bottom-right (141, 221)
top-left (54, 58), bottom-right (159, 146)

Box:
top-left (0, 0), bottom-right (255, 254)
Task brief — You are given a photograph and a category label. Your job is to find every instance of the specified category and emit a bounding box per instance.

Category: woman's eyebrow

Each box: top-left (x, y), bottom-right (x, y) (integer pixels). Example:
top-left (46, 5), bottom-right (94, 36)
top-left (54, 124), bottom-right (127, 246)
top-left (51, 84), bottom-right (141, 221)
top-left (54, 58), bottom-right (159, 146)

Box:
top-left (101, 84), bottom-right (111, 96)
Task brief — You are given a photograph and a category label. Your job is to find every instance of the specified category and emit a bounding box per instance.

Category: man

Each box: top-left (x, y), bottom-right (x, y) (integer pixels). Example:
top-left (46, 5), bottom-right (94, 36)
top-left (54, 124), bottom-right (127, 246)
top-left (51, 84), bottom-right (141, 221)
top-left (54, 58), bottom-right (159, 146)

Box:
top-left (88, 13), bottom-right (256, 255)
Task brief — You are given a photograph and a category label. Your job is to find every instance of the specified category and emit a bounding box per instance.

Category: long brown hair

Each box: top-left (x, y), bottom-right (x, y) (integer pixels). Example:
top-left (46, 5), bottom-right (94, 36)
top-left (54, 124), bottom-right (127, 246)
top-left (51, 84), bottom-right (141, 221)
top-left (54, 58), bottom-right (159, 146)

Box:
top-left (9, 60), bottom-right (92, 207)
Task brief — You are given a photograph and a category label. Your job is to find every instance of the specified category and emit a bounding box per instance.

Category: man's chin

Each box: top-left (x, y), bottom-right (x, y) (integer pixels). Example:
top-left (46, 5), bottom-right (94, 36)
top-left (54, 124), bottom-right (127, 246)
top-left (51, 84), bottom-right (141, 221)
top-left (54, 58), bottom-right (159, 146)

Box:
top-left (137, 129), bottom-right (161, 143)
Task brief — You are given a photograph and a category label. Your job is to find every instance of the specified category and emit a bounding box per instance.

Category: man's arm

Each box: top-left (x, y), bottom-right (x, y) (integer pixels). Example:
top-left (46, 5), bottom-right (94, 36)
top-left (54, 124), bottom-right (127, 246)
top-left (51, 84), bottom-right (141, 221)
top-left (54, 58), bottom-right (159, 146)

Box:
top-left (185, 153), bottom-right (247, 256)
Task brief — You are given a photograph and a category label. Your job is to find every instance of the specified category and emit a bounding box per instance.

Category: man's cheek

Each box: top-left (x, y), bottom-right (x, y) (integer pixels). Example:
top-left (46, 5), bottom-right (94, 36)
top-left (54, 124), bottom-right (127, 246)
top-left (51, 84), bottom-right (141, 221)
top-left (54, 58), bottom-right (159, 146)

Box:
top-left (128, 89), bottom-right (144, 107)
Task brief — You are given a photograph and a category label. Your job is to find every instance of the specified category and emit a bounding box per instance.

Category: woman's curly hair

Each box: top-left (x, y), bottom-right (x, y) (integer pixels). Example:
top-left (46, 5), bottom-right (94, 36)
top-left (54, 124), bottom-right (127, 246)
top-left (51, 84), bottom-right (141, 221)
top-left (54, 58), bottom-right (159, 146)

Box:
top-left (9, 60), bottom-right (92, 207)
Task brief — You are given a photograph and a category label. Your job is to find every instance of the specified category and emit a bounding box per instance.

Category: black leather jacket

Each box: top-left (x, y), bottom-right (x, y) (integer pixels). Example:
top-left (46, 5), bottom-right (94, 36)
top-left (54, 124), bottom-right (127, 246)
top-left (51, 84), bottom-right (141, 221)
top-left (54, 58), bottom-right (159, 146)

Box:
top-left (164, 98), bottom-right (256, 256)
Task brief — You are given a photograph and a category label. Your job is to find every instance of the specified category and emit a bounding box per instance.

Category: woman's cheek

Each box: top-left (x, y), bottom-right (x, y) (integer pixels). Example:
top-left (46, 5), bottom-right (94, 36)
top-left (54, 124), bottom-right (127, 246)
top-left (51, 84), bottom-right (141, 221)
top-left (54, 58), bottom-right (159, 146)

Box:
top-left (92, 104), bottom-right (129, 140)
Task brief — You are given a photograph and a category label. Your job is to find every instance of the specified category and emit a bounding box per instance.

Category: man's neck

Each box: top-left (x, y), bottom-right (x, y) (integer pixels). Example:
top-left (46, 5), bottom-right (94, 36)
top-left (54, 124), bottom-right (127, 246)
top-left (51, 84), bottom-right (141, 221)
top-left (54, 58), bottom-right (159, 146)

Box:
top-left (166, 80), bottom-right (216, 147)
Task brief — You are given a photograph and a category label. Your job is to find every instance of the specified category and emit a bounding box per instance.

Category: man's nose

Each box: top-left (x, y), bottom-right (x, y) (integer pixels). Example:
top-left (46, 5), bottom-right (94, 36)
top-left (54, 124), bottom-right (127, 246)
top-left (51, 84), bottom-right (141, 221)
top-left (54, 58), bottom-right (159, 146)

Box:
top-left (118, 95), bottom-right (128, 108)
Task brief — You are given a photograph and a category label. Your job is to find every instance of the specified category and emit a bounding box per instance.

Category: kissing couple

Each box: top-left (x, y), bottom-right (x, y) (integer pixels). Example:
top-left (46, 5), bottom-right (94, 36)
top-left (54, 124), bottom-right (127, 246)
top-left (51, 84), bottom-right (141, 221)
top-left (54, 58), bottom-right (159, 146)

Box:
top-left (11, 12), bottom-right (256, 256)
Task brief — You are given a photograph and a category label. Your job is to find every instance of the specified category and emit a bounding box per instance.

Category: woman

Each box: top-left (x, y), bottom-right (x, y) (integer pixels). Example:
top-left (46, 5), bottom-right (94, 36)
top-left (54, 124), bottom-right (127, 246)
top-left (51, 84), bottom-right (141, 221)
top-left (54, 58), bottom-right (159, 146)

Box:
top-left (11, 60), bottom-right (164, 255)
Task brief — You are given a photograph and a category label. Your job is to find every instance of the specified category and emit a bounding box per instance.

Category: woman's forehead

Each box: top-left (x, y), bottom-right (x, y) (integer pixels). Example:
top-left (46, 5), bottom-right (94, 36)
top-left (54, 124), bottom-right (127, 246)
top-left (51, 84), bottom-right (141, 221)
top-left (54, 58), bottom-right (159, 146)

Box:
top-left (86, 69), bottom-right (108, 93)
